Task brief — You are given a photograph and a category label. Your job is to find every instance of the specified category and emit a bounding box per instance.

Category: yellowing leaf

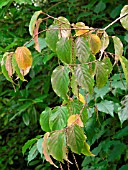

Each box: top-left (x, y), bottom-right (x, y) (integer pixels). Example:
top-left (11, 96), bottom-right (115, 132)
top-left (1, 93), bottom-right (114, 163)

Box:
top-left (89, 34), bottom-right (101, 54)
top-left (15, 47), bottom-right (32, 70)
top-left (74, 22), bottom-right (89, 36)
top-left (78, 93), bottom-right (86, 104)
top-left (42, 132), bottom-right (58, 168)
top-left (33, 18), bottom-right (42, 52)
top-left (5, 52), bottom-right (13, 77)
top-left (68, 114), bottom-right (84, 127)
top-left (82, 141), bottom-right (95, 156)
top-left (120, 5), bottom-right (128, 31)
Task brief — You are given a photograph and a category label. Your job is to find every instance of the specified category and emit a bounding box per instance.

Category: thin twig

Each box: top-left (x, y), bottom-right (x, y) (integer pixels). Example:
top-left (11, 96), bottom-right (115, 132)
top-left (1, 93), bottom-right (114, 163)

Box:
top-left (104, 12), bottom-right (128, 31)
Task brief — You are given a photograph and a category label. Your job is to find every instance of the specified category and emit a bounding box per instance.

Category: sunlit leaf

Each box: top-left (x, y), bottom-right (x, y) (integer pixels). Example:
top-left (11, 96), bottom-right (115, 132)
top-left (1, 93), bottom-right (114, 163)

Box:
top-left (15, 46), bottom-right (32, 70)
top-left (100, 31), bottom-right (109, 55)
top-left (42, 132), bottom-right (58, 168)
top-left (48, 132), bottom-right (67, 162)
top-left (68, 114), bottom-right (84, 127)
top-left (96, 100), bottom-right (114, 117)
top-left (33, 18), bottom-right (42, 52)
top-left (75, 37), bottom-right (91, 63)
top-left (56, 37), bottom-right (72, 64)
top-left (82, 141), bottom-right (95, 156)
top-left (118, 95), bottom-right (128, 125)
top-left (67, 124), bottom-right (85, 154)
top-left (75, 22), bottom-right (90, 36)
top-left (78, 93), bottom-right (86, 105)
top-left (37, 138), bottom-right (44, 155)
top-left (75, 64), bottom-right (94, 94)
top-left (96, 57), bottom-right (112, 88)
top-left (54, 16), bottom-right (71, 38)
top-left (120, 5), bottom-right (128, 30)
top-left (89, 34), bottom-right (101, 54)
top-left (46, 24), bottom-right (59, 52)
top-left (51, 65), bottom-right (70, 100)
top-left (22, 113), bottom-right (29, 126)
top-left (40, 107), bottom-right (51, 132)
top-left (119, 56), bottom-right (128, 85)
top-left (112, 36), bottom-right (123, 62)
top-left (71, 73), bottom-right (79, 97)
top-left (1, 53), bottom-right (14, 83)
top-left (29, 11), bottom-right (42, 36)
top-left (49, 106), bottom-right (69, 131)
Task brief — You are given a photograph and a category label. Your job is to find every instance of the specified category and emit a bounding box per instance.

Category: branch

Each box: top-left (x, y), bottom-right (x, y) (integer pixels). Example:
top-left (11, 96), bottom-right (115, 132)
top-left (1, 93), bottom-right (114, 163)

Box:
top-left (104, 12), bottom-right (128, 31)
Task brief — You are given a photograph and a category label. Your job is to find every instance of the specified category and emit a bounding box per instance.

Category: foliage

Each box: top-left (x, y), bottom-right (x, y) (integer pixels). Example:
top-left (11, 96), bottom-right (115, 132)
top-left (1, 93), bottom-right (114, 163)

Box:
top-left (0, 0), bottom-right (128, 170)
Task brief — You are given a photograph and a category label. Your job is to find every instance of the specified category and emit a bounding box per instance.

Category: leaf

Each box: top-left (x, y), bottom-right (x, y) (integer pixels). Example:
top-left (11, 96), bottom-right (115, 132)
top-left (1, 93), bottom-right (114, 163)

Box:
top-left (68, 114), bottom-right (84, 127)
top-left (5, 52), bottom-right (13, 77)
top-left (42, 132), bottom-right (58, 168)
top-left (40, 107), bottom-right (51, 132)
top-left (22, 113), bottom-right (29, 126)
top-left (54, 16), bottom-right (71, 38)
top-left (1, 53), bottom-right (14, 83)
top-left (118, 95), bottom-right (128, 124)
top-left (56, 37), bottom-right (72, 64)
top-left (82, 141), bottom-right (95, 156)
top-left (51, 65), bottom-right (70, 100)
top-left (29, 11), bottom-right (42, 36)
top-left (94, 1), bottom-right (106, 14)
top-left (75, 37), bottom-right (91, 63)
top-left (75, 64), bottom-right (94, 94)
top-left (112, 36), bottom-right (123, 62)
top-left (37, 138), bottom-right (44, 155)
top-left (48, 132), bottom-right (67, 162)
top-left (28, 144), bottom-right (38, 163)
top-left (15, 46), bottom-right (32, 70)
top-left (67, 124), bottom-right (85, 154)
top-left (33, 18), bottom-right (42, 52)
top-left (120, 5), bottom-right (128, 30)
top-left (119, 56), bottom-right (128, 85)
top-left (96, 57), bottom-right (112, 88)
top-left (100, 31), bottom-right (109, 55)
top-left (12, 54), bottom-right (27, 81)
top-left (46, 24), bottom-right (59, 52)
top-left (0, 0), bottom-right (10, 9)
top-left (49, 106), bottom-right (69, 131)
top-left (75, 22), bottom-right (89, 36)
top-left (78, 93), bottom-right (86, 105)
top-left (71, 73), bottom-right (78, 97)
top-left (22, 138), bottom-right (37, 155)
top-left (89, 34), bottom-right (101, 54)
top-left (96, 100), bottom-right (114, 117)
top-left (94, 83), bottom-right (110, 99)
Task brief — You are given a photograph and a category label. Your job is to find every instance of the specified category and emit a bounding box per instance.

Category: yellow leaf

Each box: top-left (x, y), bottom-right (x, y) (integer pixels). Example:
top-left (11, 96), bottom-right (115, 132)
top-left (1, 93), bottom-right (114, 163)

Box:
top-left (68, 114), bottom-right (84, 127)
top-left (82, 141), bottom-right (95, 156)
top-left (15, 47), bottom-right (32, 70)
top-left (74, 22), bottom-right (90, 36)
top-left (89, 34), bottom-right (101, 54)
top-left (78, 93), bottom-right (86, 104)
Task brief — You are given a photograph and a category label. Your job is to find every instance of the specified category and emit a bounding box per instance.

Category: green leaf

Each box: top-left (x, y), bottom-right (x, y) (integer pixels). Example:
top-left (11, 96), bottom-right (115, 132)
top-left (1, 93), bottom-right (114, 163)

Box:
top-left (118, 95), bottom-right (128, 124)
top-left (48, 132), bottom-right (67, 162)
top-left (96, 100), bottom-right (114, 117)
top-left (49, 106), bottom-right (69, 131)
top-left (54, 16), bottom-right (71, 38)
top-left (22, 138), bottom-right (37, 155)
top-left (100, 31), bottom-right (109, 55)
top-left (15, 0), bottom-right (32, 4)
top-left (113, 126), bottom-right (128, 139)
top-left (46, 24), bottom-right (59, 52)
top-left (82, 141), bottom-right (94, 156)
top-left (29, 11), bottom-right (42, 36)
top-left (94, 83), bottom-right (110, 99)
top-left (22, 113), bottom-right (30, 126)
top-left (51, 65), bottom-right (70, 100)
top-left (12, 54), bottom-right (27, 81)
top-left (37, 138), bottom-right (44, 155)
top-left (67, 124), bottom-right (85, 154)
top-left (119, 164), bottom-right (128, 170)
top-left (1, 53), bottom-right (14, 83)
top-left (112, 36), bottom-right (123, 61)
top-left (75, 64), bottom-right (94, 94)
top-left (119, 56), bottom-right (128, 85)
top-left (75, 37), bottom-right (91, 63)
top-left (71, 73), bottom-right (79, 97)
top-left (94, 1), bottom-right (106, 14)
top-left (40, 107), bottom-right (51, 132)
top-left (96, 57), bottom-right (112, 88)
top-left (56, 37), bottom-right (72, 64)
top-left (28, 144), bottom-right (38, 163)
top-left (120, 5), bottom-right (128, 30)
top-left (0, 0), bottom-right (10, 9)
